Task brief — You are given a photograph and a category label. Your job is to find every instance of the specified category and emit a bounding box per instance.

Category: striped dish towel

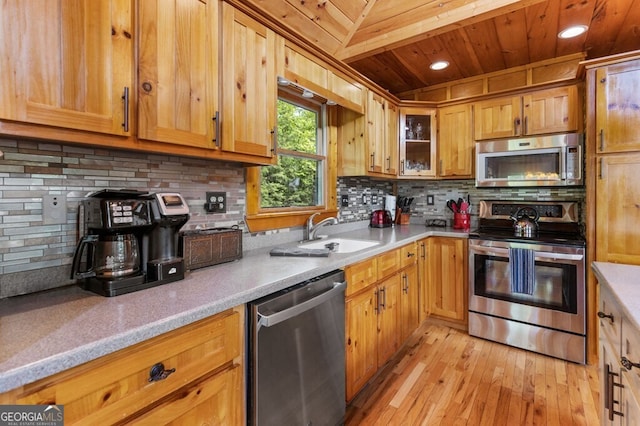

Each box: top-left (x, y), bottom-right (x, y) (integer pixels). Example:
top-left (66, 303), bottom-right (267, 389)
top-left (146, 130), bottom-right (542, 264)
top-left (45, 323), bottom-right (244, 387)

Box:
top-left (509, 247), bottom-right (536, 295)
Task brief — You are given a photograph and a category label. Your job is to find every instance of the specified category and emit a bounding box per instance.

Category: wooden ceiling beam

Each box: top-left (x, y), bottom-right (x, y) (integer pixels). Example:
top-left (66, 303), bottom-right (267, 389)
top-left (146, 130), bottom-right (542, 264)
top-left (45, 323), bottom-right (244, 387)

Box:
top-left (337, 0), bottom-right (547, 63)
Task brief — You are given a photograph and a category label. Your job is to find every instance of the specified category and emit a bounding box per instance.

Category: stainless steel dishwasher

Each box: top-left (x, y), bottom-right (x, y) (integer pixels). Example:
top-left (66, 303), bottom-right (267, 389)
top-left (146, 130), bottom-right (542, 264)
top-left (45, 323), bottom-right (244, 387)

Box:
top-left (248, 270), bottom-right (346, 426)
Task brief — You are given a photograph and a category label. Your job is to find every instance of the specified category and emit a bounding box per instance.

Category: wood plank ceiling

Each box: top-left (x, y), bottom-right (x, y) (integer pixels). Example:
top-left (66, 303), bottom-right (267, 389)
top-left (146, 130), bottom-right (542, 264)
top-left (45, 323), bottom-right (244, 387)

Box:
top-left (238, 0), bottom-right (640, 95)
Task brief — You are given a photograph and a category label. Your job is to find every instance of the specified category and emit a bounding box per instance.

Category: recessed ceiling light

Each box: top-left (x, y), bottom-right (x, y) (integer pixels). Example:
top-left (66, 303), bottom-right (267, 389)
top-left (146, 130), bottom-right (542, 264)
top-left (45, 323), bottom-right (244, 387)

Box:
top-left (430, 61), bottom-right (449, 71)
top-left (558, 25), bottom-right (588, 39)
top-left (277, 76), bottom-right (290, 86)
top-left (302, 89), bottom-right (314, 98)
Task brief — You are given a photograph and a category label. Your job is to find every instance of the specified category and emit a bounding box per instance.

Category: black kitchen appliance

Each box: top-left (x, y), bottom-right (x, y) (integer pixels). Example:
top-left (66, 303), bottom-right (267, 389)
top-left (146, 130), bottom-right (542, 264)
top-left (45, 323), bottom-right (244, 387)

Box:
top-left (71, 190), bottom-right (190, 296)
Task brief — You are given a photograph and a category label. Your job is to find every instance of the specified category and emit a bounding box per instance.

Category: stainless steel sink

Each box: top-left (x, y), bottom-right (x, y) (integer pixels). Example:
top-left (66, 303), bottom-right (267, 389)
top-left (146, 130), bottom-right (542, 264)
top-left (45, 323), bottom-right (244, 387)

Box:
top-left (298, 238), bottom-right (380, 253)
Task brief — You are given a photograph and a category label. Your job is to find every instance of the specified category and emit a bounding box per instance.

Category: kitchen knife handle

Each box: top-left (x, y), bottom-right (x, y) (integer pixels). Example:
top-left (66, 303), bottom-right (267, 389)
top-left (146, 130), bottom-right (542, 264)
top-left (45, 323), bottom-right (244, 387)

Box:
top-left (121, 87), bottom-right (130, 133)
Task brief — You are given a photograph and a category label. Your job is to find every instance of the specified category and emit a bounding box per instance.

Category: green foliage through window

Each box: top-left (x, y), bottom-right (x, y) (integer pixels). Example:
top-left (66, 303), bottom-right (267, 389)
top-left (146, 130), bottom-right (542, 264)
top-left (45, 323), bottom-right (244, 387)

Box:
top-left (260, 94), bottom-right (324, 208)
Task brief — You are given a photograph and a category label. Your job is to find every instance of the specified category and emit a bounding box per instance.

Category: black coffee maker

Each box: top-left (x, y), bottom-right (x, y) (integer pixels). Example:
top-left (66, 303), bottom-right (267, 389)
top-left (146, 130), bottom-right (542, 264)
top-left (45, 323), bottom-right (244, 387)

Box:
top-left (71, 190), bottom-right (190, 296)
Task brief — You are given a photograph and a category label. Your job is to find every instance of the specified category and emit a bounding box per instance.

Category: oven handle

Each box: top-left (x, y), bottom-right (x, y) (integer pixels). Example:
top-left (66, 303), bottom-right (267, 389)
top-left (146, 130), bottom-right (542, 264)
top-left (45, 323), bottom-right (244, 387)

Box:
top-left (470, 245), bottom-right (583, 261)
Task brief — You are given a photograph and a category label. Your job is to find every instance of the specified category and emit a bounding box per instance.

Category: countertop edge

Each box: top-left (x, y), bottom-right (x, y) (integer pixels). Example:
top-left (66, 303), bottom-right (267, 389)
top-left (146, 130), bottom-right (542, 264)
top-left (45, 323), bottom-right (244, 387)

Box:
top-left (591, 261), bottom-right (640, 332)
top-left (0, 226), bottom-right (467, 393)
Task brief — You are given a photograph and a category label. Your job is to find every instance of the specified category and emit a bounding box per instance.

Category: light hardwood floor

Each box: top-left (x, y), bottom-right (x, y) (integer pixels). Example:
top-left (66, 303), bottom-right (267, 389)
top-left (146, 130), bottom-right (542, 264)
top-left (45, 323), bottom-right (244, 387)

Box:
top-left (345, 322), bottom-right (600, 425)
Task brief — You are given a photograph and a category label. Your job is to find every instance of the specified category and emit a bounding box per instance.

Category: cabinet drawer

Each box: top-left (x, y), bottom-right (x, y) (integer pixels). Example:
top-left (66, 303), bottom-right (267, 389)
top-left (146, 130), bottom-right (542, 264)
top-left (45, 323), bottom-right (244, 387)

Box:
top-left (599, 284), bottom-right (622, 354)
top-left (399, 242), bottom-right (417, 269)
top-left (377, 249), bottom-right (400, 279)
top-left (4, 309), bottom-right (242, 425)
top-left (345, 257), bottom-right (377, 297)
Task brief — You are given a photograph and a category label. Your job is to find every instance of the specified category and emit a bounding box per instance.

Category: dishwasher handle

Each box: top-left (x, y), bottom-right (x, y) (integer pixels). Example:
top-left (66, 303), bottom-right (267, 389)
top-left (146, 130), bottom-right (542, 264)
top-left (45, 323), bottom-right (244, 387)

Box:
top-left (257, 281), bottom-right (346, 328)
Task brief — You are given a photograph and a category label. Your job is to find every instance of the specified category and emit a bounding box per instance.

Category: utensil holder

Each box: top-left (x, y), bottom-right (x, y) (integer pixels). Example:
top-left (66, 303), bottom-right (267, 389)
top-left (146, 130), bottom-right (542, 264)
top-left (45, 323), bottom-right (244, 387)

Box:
top-left (453, 212), bottom-right (471, 230)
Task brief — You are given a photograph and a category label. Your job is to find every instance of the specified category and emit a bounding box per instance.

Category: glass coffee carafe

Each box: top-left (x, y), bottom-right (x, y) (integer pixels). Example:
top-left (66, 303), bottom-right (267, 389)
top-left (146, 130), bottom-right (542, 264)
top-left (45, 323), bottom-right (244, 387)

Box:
top-left (71, 233), bottom-right (141, 279)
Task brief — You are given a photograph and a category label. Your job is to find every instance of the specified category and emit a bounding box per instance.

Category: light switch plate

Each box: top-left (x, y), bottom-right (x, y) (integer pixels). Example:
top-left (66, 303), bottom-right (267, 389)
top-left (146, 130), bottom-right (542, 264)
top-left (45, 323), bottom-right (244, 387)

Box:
top-left (427, 195), bottom-right (435, 206)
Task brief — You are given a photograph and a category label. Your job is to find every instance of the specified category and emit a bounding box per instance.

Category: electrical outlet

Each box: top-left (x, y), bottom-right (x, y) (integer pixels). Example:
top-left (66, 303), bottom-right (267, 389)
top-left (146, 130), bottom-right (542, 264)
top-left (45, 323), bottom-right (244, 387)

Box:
top-left (427, 195), bottom-right (435, 206)
top-left (205, 192), bottom-right (227, 213)
top-left (372, 195), bottom-right (378, 204)
top-left (341, 195), bottom-right (349, 207)
top-left (43, 194), bottom-right (67, 225)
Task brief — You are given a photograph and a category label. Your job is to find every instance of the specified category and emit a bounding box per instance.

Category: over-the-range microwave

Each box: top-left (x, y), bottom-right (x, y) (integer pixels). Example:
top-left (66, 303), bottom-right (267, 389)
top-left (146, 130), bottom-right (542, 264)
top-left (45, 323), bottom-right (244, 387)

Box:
top-left (475, 133), bottom-right (583, 187)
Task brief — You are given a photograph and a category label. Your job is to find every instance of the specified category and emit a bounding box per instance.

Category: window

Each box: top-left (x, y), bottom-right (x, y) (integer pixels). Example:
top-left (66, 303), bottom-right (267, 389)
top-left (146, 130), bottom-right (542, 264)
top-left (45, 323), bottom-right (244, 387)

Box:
top-left (260, 91), bottom-right (325, 208)
top-left (245, 86), bottom-right (338, 232)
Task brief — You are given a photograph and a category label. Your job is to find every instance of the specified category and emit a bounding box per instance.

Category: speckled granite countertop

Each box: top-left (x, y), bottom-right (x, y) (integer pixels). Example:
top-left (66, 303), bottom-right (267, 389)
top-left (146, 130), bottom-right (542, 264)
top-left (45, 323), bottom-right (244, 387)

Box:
top-left (0, 225), bottom-right (468, 393)
top-left (592, 261), bottom-right (640, 331)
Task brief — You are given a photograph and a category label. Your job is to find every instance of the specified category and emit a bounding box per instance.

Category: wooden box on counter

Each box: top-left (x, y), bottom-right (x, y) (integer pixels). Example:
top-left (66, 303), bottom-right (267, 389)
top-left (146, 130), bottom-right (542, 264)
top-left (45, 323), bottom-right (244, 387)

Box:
top-left (180, 228), bottom-right (243, 271)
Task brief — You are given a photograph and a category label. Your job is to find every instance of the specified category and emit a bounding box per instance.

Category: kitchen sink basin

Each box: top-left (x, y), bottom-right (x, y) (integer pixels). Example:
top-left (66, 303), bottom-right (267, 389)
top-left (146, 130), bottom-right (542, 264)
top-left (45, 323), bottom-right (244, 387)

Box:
top-left (298, 238), bottom-right (380, 253)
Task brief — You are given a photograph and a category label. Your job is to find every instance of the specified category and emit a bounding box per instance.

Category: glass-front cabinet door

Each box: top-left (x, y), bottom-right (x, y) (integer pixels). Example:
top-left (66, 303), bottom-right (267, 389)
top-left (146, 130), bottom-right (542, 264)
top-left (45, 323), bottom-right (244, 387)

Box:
top-left (399, 106), bottom-right (436, 177)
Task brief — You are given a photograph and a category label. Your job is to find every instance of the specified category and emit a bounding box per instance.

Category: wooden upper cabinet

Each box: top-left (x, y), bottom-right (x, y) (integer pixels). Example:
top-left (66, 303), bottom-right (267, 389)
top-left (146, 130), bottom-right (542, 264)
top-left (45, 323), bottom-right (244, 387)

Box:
top-left (0, 0), bottom-right (134, 135)
top-left (220, 3), bottom-right (281, 159)
top-left (399, 106), bottom-right (436, 177)
top-left (595, 59), bottom-right (640, 153)
top-left (474, 85), bottom-right (580, 140)
top-left (596, 152), bottom-right (640, 265)
top-left (438, 103), bottom-right (473, 178)
top-left (366, 91), bottom-right (387, 175)
top-left (138, 0), bottom-right (218, 148)
top-left (473, 96), bottom-right (521, 140)
top-left (385, 102), bottom-right (399, 176)
top-left (523, 86), bottom-right (579, 136)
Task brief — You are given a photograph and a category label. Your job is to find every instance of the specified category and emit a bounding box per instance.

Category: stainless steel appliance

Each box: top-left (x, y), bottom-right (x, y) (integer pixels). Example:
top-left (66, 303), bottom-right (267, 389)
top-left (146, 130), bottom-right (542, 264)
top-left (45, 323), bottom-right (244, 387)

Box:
top-left (72, 189), bottom-right (190, 296)
top-left (468, 200), bottom-right (586, 364)
top-left (248, 270), bottom-right (346, 425)
top-left (475, 133), bottom-right (583, 187)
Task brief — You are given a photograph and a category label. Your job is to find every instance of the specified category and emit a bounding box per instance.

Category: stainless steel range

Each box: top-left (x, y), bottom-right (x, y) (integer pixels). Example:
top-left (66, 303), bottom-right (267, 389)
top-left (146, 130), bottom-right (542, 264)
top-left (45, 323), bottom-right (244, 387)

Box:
top-left (468, 200), bottom-right (586, 364)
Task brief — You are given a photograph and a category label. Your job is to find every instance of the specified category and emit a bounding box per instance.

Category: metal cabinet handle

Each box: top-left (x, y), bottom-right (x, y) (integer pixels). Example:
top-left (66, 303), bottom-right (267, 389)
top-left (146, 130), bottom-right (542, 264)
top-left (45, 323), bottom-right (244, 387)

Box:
top-left (622, 356), bottom-right (640, 371)
top-left (420, 242), bottom-right (426, 259)
top-left (402, 273), bottom-right (409, 294)
top-left (270, 127), bottom-right (277, 154)
top-left (379, 286), bottom-right (386, 310)
top-left (599, 129), bottom-right (604, 151)
top-left (514, 117), bottom-right (521, 136)
top-left (400, 160), bottom-right (405, 175)
top-left (407, 252), bottom-right (415, 258)
top-left (212, 111), bottom-right (220, 147)
top-left (121, 87), bottom-right (130, 132)
top-left (598, 311), bottom-right (615, 323)
top-left (605, 364), bottom-right (624, 420)
top-left (148, 362), bottom-right (175, 382)
top-left (386, 156), bottom-right (391, 171)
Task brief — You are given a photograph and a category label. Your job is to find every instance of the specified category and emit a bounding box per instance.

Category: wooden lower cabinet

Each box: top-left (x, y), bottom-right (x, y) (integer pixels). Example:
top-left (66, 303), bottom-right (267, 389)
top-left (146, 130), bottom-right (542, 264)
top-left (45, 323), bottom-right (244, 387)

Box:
top-left (344, 243), bottom-right (418, 401)
top-left (598, 279), bottom-right (640, 425)
top-left (427, 237), bottom-right (468, 325)
top-left (0, 308), bottom-right (244, 425)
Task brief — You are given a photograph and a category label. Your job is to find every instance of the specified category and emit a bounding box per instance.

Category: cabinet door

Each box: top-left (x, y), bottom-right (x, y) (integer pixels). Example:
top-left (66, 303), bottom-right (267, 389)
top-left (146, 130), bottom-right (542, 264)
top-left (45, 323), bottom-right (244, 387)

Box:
top-left (596, 153), bottom-right (640, 265)
top-left (385, 101), bottom-right (399, 176)
top-left (596, 60), bottom-right (640, 153)
top-left (345, 287), bottom-right (378, 401)
top-left (0, 0), bottom-right (133, 135)
top-left (377, 274), bottom-right (402, 368)
top-left (400, 264), bottom-right (419, 342)
top-left (221, 3), bottom-right (279, 158)
top-left (473, 96), bottom-right (520, 140)
top-left (399, 107), bottom-right (437, 177)
top-left (417, 239), bottom-right (430, 323)
top-left (523, 86), bottom-right (579, 136)
top-left (138, 0), bottom-right (218, 148)
top-left (438, 103), bottom-right (473, 178)
top-left (428, 237), bottom-right (468, 322)
top-left (366, 91), bottom-right (386, 174)
top-left (622, 372), bottom-right (640, 426)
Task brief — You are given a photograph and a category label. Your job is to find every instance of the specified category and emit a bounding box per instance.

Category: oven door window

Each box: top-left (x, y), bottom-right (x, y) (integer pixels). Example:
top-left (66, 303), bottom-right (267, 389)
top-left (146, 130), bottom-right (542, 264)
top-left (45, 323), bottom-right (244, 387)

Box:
top-left (472, 252), bottom-right (577, 314)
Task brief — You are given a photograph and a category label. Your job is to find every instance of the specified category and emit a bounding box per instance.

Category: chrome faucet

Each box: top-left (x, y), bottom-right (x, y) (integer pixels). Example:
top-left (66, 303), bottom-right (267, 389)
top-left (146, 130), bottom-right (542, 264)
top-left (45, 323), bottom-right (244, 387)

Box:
top-left (304, 213), bottom-right (338, 241)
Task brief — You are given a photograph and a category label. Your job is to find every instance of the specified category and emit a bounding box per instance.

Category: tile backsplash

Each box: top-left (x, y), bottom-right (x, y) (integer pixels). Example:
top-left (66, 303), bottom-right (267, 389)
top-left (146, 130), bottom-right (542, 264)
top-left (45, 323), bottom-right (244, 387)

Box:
top-left (0, 138), bottom-right (246, 297)
top-left (0, 137), bottom-right (586, 298)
